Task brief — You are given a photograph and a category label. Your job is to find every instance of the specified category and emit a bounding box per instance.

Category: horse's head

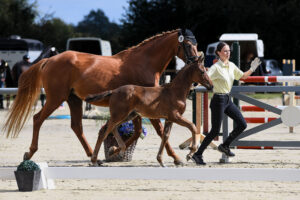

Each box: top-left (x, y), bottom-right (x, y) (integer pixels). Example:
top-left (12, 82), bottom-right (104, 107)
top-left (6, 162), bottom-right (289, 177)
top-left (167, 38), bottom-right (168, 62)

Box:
top-left (177, 29), bottom-right (199, 64)
top-left (191, 57), bottom-right (213, 90)
top-left (0, 59), bottom-right (9, 74)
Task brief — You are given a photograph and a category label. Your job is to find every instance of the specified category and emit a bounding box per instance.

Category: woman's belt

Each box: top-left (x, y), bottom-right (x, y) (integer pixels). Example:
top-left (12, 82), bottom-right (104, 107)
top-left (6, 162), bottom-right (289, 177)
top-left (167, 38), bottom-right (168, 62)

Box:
top-left (214, 93), bottom-right (230, 95)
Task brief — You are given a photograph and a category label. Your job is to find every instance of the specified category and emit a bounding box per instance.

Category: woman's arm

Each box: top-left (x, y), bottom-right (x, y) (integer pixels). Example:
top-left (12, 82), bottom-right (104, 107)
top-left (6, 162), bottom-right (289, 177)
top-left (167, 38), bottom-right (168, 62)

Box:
top-left (240, 70), bottom-right (252, 79)
top-left (240, 57), bottom-right (261, 80)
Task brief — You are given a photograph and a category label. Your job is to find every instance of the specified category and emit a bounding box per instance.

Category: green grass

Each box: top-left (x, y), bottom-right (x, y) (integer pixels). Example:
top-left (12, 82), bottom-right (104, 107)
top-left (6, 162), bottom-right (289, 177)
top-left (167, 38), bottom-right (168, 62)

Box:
top-left (247, 93), bottom-right (282, 99)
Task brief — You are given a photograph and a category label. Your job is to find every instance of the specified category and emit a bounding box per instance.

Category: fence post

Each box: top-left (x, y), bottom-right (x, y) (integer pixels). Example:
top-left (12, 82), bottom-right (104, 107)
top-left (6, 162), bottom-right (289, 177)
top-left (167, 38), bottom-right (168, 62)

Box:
top-left (230, 42), bottom-right (240, 129)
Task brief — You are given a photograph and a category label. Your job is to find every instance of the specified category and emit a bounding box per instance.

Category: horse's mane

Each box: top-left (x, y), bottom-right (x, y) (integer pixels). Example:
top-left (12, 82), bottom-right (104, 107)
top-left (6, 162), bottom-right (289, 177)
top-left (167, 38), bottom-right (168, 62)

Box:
top-left (118, 29), bottom-right (179, 55)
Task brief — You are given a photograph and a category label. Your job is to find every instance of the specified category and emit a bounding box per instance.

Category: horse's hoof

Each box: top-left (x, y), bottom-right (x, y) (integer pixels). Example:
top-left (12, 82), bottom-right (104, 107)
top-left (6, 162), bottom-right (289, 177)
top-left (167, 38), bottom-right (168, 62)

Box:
top-left (179, 144), bottom-right (187, 150)
top-left (186, 154), bottom-right (192, 161)
top-left (23, 152), bottom-right (30, 161)
top-left (159, 162), bottom-right (167, 168)
top-left (97, 160), bottom-right (104, 165)
top-left (174, 160), bottom-right (184, 166)
top-left (108, 146), bottom-right (117, 156)
top-left (119, 150), bottom-right (125, 157)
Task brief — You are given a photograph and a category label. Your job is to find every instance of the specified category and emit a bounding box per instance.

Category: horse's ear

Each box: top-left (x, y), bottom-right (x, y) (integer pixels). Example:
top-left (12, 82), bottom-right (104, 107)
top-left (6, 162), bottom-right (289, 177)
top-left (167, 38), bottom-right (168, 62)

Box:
top-left (178, 29), bottom-right (182, 36)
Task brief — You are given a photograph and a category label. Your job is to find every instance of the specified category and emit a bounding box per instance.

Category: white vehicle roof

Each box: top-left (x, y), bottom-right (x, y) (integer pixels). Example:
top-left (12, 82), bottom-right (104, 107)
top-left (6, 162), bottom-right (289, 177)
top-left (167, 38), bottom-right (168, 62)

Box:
top-left (66, 37), bottom-right (112, 56)
top-left (219, 33), bottom-right (264, 57)
top-left (219, 33), bottom-right (258, 41)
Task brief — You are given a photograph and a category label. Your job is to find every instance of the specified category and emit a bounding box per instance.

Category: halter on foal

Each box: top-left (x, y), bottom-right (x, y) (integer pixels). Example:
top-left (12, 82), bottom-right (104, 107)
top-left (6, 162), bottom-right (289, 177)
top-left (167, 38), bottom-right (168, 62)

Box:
top-left (86, 57), bottom-right (214, 167)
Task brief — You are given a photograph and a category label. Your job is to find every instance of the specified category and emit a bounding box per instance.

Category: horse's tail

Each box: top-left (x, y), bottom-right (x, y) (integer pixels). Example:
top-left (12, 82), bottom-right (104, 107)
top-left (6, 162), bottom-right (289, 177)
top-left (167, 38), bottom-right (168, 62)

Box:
top-left (85, 90), bottom-right (113, 103)
top-left (3, 59), bottom-right (48, 138)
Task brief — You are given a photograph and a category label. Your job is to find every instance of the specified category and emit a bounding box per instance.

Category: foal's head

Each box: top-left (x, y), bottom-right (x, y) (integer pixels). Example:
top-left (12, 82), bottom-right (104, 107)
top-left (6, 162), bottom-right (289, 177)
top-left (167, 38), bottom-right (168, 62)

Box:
top-left (191, 57), bottom-right (213, 90)
top-left (177, 29), bottom-right (199, 64)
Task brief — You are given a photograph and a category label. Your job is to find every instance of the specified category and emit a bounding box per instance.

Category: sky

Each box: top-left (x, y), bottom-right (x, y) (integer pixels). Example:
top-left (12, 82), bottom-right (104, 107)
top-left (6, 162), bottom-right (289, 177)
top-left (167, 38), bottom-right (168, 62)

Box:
top-left (31, 0), bottom-right (129, 25)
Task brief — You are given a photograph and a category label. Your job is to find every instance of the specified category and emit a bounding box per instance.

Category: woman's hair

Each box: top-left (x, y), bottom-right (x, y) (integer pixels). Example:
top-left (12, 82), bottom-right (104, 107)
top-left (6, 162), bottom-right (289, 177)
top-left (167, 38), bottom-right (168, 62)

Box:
top-left (215, 42), bottom-right (229, 57)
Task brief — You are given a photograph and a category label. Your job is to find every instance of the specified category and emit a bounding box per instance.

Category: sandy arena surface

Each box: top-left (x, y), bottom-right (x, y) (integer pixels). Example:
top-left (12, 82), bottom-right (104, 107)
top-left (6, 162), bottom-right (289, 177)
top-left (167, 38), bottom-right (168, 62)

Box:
top-left (0, 97), bottom-right (300, 199)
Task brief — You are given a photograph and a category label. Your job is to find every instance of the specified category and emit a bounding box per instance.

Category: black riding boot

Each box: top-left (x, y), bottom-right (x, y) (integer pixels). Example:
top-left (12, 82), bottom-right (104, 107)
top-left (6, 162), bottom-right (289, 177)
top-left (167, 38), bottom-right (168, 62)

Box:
top-left (219, 130), bottom-right (242, 157)
top-left (223, 129), bottom-right (243, 147)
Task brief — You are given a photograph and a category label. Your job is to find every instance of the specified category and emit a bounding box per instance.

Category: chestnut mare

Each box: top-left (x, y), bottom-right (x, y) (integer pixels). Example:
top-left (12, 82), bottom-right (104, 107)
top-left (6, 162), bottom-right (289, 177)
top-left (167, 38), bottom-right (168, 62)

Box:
top-left (4, 29), bottom-right (198, 165)
top-left (86, 57), bottom-right (214, 167)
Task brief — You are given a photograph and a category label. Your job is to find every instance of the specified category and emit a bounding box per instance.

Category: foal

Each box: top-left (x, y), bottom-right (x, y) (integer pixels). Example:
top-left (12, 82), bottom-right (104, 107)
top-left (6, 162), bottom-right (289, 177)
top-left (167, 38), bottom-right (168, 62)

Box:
top-left (86, 57), bottom-right (215, 167)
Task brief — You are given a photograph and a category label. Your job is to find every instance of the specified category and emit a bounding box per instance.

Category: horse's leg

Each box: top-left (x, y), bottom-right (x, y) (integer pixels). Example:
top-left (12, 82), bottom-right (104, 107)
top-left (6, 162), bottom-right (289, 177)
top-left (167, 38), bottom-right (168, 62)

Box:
top-left (107, 114), bottom-right (142, 156)
top-left (157, 120), bottom-right (173, 167)
top-left (24, 99), bottom-right (63, 160)
top-left (150, 119), bottom-right (183, 166)
top-left (91, 120), bottom-right (117, 166)
top-left (111, 127), bottom-right (126, 155)
top-left (169, 113), bottom-right (199, 161)
top-left (67, 93), bottom-right (93, 157)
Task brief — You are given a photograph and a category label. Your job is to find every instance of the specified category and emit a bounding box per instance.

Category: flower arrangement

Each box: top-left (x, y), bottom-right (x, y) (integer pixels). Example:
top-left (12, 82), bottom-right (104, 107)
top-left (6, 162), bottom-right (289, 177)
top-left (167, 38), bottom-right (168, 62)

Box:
top-left (14, 160), bottom-right (41, 191)
top-left (16, 160), bottom-right (40, 172)
top-left (118, 121), bottom-right (147, 139)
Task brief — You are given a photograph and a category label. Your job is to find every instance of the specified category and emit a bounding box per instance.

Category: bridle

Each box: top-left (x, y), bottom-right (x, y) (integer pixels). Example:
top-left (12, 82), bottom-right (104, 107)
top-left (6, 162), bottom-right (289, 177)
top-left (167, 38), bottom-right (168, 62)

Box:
top-left (177, 29), bottom-right (199, 64)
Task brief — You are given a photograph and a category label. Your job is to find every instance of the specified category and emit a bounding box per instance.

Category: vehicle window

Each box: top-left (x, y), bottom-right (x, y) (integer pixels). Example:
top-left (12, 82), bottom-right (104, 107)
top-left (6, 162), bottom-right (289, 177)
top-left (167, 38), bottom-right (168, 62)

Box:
top-left (69, 40), bottom-right (102, 55)
top-left (207, 47), bottom-right (215, 55)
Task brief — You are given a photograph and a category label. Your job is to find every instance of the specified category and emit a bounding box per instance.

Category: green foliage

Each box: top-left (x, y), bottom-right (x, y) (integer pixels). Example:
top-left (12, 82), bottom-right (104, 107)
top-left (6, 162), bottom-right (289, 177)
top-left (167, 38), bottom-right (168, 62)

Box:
top-left (1, 0), bottom-right (300, 64)
top-left (0, 0), bottom-right (37, 38)
top-left (17, 160), bottom-right (40, 172)
top-left (123, 0), bottom-right (300, 67)
top-left (76, 9), bottom-right (122, 53)
top-left (31, 18), bottom-right (76, 52)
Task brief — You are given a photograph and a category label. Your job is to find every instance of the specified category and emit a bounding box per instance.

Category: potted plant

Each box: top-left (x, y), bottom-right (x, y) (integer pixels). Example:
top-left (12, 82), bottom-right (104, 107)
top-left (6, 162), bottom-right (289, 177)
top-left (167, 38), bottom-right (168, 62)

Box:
top-left (104, 121), bottom-right (147, 162)
top-left (14, 160), bottom-right (41, 191)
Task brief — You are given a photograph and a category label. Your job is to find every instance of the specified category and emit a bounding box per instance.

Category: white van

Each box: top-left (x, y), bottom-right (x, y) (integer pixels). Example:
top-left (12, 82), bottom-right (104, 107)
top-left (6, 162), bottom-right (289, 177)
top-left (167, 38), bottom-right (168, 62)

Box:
top-left (66, 37), bottom-right (112, 56)
top-left (0, 36), bottom-right (43, 68)
top-left (205, 33), bottom-right (281, 76)
top-left (205, 34), bottom-right (264, 68)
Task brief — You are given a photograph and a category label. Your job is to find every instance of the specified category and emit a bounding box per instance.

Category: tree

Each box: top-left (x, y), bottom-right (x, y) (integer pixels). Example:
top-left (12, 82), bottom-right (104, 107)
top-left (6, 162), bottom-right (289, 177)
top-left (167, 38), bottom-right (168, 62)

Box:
top-left (121, 0), bottom-right (300, 67)
top-left (76, 9), bottom-right (123, 53)
top-left (31, 18), bottom-right (76, 52)
top-left (121, 0), bottom-right (186, 48)
top-left (0, 0), bottom-right (37, 38)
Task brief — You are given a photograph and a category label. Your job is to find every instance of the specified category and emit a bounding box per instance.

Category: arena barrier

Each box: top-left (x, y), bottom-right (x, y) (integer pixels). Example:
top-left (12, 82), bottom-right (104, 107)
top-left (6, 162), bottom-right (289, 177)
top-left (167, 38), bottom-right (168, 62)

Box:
top-left (1, 162), bottom-right (300, 190)
top-left (189, 81), bottom-right (300, 162)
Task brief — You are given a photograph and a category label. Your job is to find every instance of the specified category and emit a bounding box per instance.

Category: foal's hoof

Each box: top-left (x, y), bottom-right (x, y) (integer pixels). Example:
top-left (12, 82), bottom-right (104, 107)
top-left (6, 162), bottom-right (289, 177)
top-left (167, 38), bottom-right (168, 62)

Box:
top-left (23, 152), bottom-right (30, 161)
top-left (174, 160), bottom-right (184, 166)
top-left (179, 144), bottom-right (187, 150)
top-left (186, 154), bottom-right (192, 161)
top-left (159, 162), bottom-right (167, 168)
top-left (89, 160), bottom-right (104, 167)
top-left (108, 146), bottom-right (118, 156)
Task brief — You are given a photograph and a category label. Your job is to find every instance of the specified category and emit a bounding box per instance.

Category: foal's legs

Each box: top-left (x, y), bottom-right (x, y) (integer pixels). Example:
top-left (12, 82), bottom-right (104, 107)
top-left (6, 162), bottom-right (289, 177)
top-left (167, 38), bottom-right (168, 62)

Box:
top-left (169, 112), bottom-right (199, 161)
top-left (107, 115), bottom-right (142, 157)
top-left (24, 98), bottom-right (64, 160)
top-left (157, 120), bottom-right (173, 167)
top-left (91, 119), bottom-right (126, 165)
top-left (150, 119), bottom-right (183, 166)
top-left (67, 93), bottom-right (93, 157)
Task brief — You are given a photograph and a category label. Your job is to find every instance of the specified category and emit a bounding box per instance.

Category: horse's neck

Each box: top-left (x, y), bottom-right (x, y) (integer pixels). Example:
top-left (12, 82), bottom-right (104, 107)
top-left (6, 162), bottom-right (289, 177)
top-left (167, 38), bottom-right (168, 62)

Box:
top-left (169, 66), bottom-right (194, 99)
top-left (123, 32), bottom-right (177, 74)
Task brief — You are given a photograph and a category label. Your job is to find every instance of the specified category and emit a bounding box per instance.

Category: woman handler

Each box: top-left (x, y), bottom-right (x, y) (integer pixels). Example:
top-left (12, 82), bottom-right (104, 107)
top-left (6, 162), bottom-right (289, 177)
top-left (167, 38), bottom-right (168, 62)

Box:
top-left (192, 42), bottom-right (261, 165)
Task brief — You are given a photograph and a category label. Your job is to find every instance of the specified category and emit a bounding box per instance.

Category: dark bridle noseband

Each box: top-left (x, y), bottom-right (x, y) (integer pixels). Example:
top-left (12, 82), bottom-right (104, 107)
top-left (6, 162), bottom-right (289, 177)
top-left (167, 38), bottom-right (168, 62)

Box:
top-left (178, 29), bottom-right (199, 64)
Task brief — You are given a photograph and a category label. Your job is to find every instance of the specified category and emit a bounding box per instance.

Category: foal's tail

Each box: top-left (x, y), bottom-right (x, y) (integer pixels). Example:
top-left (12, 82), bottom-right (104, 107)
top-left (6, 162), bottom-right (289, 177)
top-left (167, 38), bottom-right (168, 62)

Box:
top-left (3, 59), bottom-right (48, 138)
top-left (85, 90), bottom-right (113, 103)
